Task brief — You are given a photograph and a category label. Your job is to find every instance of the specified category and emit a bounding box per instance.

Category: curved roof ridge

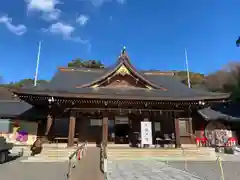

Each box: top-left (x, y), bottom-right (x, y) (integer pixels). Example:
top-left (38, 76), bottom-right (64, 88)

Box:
top-left (79, 50), bottom-right (167, 90)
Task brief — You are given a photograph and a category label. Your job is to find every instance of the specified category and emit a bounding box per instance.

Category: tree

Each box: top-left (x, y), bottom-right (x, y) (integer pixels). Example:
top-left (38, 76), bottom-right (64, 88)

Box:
top-left (203, 62), bottom-right (240, 101)
top-left (67, 58), bottom-right (84, 68)
top-left (67, 58), bottom-right (104, 68)
top-left (175, 71), bottom-right (205, 88)
top-left (236, 37), bottom-right (240, 47)
top-left (203, 70), bottom-right (230, 92)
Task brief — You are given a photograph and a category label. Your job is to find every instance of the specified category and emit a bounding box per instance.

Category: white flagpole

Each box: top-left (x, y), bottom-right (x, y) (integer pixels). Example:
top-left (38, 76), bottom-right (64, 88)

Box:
top-left (34, 41), bottom-right (42, 87)
top-left (185, 48), bottom-right (191, 88)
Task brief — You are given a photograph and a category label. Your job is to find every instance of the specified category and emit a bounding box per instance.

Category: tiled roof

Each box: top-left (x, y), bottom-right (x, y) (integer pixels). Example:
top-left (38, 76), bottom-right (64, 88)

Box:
top-left (0, 101), bottom-right (32, 118)
top-left (0, 87), bottom-right (32, 118)
top-left (198, 103), bottom-right (240, 121)
top-left (0, 87), bottom-right (16, 101)
top-left (10, 51), bottom-right (230, 101)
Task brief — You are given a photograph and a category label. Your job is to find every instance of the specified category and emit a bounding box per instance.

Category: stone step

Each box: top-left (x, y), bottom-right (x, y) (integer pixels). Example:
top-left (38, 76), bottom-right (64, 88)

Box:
top-left (10, 146), bottom-right (32, 156)
top-left (107, 156), bottom-right (217, 161)
top-left (21, 157), bottom-right (70, 163)
top-left (107, 147), bottom-right (216, 161)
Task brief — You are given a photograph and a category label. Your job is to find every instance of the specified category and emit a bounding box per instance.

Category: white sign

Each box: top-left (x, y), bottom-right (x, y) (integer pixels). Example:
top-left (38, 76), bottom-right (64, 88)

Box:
top-left (141, 121), bottom-right (152, 145)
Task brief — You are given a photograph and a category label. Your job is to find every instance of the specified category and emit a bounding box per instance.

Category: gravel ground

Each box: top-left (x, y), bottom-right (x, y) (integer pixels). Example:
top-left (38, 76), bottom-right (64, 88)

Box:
top-left (167, 161), bottom-right (240, 180)
top-left (0, 155), bottom-right (69, 180)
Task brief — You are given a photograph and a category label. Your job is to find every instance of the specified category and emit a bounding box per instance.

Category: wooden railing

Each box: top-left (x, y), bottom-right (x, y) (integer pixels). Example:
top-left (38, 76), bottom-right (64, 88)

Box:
top-left (66, 141), bottom-right (88, 178)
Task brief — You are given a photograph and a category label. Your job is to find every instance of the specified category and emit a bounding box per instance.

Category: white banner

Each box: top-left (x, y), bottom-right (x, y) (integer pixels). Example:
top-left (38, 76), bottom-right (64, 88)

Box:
top-left (141, 121), bottom-right (152, 145)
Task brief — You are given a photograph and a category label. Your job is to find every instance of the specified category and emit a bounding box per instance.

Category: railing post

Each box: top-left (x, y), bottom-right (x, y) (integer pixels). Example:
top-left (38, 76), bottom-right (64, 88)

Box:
top-left (66, 141), bottom-right (88, 179)
top-left (181, 147), bottom-right (187, 171)
top-left (104, 158), bottom-right (107, 180)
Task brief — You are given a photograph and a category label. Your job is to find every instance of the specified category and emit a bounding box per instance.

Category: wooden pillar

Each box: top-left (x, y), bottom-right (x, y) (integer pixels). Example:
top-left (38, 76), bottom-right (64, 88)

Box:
top-left (45, 115), bottom-right (53, 137)
top-left (188, 118), bottom-right (194, 143)
top-left (68, 115), bottom-right (76, 147)
top-left (102, 115), bottom-right (108, 145)
top-left (174, 118), bottom-right (181, 148)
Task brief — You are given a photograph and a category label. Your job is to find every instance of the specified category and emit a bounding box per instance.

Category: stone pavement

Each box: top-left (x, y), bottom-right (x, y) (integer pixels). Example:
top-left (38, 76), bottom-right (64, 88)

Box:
top-left (107, 160), bottom-right (204, 180)
top-left (168, 160), bottom-right (240, 180)
top-left (0, 156), bottom-right (68, 180)
top-left (69, 147), bottom-right (104, 180)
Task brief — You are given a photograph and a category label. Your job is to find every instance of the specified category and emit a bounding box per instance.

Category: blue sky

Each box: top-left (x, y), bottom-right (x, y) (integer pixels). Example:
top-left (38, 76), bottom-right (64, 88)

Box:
top-left (0, 0), bottom-right (240, 83)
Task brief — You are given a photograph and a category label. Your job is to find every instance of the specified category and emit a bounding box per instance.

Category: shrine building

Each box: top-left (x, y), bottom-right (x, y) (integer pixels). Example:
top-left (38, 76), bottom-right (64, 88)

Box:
top-left (2, 49), bottom-right (231, 147)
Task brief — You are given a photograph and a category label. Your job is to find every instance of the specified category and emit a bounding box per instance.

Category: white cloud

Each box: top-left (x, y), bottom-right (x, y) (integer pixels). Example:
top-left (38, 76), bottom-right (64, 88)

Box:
top-left (26, 0), bottom-right (62, 21)
top-left (80, 0), bottom-right (126, 7)
top-left (0, 15), bottom-right (27, 35)
top-left (76, 15), bottom-right (89, 26)
top-left (90, 0), bottom-right (110, 6)
top-left (48, 22), bottom-right (74, 38)
top-left (42, 9), bottom-right (61, 21)
top-left (116, 0), bottom-right (125, 4)
top-left (44, 22), bottom-right (90, 45)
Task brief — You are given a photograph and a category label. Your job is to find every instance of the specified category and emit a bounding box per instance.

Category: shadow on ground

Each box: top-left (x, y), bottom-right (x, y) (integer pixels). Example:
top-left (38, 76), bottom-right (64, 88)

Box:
top-left (166, 161), bottom-right (240, 180)
top-left (2, 154), bottom-right (22, 164)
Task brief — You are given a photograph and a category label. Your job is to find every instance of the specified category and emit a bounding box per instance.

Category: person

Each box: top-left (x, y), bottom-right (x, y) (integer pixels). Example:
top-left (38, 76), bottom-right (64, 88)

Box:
top-left (222, 131), bottom-right (229, 146)
top-left (30, 137), bottom-right (43, 156)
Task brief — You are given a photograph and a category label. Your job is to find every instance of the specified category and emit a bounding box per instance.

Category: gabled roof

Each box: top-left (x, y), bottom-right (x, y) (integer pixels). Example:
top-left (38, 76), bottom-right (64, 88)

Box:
top-left (10, 49), bottom-right (230, 102)
top-left (77, 51), bottom-right (166, 90)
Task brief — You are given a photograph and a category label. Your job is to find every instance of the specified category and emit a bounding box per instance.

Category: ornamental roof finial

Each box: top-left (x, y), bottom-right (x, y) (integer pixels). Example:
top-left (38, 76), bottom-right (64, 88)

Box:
top-left (121, 46), bottom-right (126, 55)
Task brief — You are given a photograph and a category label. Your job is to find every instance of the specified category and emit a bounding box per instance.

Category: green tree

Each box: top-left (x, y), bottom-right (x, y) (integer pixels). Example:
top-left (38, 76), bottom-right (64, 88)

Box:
top-left (204, 62), bottom-right (240, 101)
top-left (6, 79), bottom-right (48, 88)
top-left (67, 58), bottom-right (84, 68)
top-left (236, 36), bottom-right (240, 47)
top-left (67, 58), bottom-right (104, 68)
top-left (175, 71), bottom-right (205, 87)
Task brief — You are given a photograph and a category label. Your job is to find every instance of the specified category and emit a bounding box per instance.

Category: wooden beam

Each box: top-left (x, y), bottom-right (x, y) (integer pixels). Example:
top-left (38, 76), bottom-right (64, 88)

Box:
top-left (45, 115), bottom-right (53, 138)
top-left (71, 107), bottom-right (185, 112)
top-left (102, 115), bottom-right (108, 146)
top-left (174, 118), bottom-right (181, 148)
top-left (188, 117), bottom-right (194, 143)
top-left (68, 116), bottom-right (76, 147)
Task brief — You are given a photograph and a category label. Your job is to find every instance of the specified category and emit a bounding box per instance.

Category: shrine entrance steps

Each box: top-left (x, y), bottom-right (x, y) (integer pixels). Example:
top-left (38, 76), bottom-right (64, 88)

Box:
top-left (107, 146), bottom-right (216, 161)
top-left (20, 144), bottom-right (78, 162)
top-left (69, 147), bottom-right (104, 180)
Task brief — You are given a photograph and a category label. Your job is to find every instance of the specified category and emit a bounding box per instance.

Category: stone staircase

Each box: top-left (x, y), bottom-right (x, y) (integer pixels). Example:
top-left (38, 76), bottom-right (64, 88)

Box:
top-left (107, 147), bottom-right (217, 161)
top-left (20, 144), bottom-right (78, 162)
top-left (10, 146), bottom-right (32, 156)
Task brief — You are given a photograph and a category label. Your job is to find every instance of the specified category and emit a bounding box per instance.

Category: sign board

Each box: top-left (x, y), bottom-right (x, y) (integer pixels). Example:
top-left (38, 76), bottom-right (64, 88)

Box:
top-left (141, 121), bottom-right (152, 145)
top-left (90, 119), bottom-right (102, 126)
top-left (154, 122), bottom-right (161, 131)
top-left (115, 117), bottom-right (128, 124)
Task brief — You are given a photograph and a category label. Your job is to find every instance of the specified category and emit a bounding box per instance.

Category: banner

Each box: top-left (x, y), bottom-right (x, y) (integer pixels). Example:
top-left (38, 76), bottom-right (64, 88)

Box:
top-left (141, 121), bottom-right (152, 145)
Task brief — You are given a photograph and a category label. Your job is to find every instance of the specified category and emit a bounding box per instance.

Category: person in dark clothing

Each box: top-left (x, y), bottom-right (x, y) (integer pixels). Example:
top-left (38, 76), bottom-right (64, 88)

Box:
top-left (30, 137), bottom-right (43, 156)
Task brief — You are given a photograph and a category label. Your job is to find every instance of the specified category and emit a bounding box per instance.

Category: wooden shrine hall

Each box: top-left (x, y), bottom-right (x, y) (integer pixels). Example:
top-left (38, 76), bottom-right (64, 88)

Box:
top-left (10, 48), bottom-right (229, 147)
